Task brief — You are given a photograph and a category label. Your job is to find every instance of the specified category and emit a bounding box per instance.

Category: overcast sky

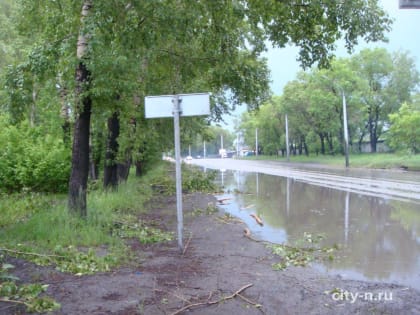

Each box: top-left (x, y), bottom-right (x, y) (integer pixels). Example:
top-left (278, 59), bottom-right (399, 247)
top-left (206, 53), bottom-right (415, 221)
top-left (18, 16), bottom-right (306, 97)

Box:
top-left (221, 0), bottom-right (420, 129)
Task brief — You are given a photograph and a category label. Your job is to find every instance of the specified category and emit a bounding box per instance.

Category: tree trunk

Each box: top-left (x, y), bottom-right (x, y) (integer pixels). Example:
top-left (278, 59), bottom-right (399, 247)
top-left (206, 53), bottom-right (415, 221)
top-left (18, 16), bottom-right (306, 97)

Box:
top-left (135, 160), bottom-right (143, 177)
top-left (326, 133), bottom-right (334, 155)
top-left (104, 112), bottom-right (120, 189)
top-left (358, 132), bottom-right (365, 153)
top-left (68, 1), bottom-right (93, 216)
top-left (318, 133), bottom-right (325, 155)
top-left (58, 80), bottom-right (71, 145)
top-left (30, 84), bottom-right (37, 127)
top-left (68, 62), bottom-right (91, 216)
top-left (117, 160), bottom-right (131, 182)
top-left (303, 138), bottom-right (309, 156)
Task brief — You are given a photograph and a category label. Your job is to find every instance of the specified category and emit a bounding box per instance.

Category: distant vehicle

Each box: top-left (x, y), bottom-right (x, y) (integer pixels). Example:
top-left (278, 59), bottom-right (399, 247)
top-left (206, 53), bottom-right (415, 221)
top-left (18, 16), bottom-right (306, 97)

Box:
top-left (163, 156), bottom-right (175, 162)
top-left (184, 156), bottom-right (193, 163)
top-left (245, 151), bottom-right (254, 156)
top-left (219, 148), bottom-right (227, 158)
top-left (196, 155), bottom-right (202, 159)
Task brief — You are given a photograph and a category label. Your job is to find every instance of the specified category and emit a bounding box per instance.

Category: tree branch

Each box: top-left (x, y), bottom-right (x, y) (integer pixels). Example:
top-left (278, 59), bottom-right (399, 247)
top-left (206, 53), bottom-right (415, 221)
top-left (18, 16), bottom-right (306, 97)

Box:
top-left (170, 283), bottom-right (254, 315)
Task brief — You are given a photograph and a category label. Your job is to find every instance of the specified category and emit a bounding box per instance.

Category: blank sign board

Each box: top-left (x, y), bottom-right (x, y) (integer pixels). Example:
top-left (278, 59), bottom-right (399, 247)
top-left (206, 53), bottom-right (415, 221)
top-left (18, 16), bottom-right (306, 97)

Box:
top-left (399, 0), bottom-right (420, 8)
top-left (145, 93), bottom-right (210, 118)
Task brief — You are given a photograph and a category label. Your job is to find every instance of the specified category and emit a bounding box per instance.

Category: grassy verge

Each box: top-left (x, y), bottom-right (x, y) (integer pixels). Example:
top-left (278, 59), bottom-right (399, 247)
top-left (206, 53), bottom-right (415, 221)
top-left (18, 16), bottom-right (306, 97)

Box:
top-left (0, 161), bottom-right (219, 312)
top-left (0, 161), bottom-right (217, 259)
top-left (245, 153), bottom-right (420, 171)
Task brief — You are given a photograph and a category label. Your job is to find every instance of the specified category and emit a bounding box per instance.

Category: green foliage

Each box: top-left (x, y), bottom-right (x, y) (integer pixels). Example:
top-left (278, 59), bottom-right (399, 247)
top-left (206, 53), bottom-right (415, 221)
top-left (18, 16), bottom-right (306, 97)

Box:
top-left (182, 165), bottom-right (217, 193)
top-left (111, 217), bottom-right (173, 244)
top-left (388, 102), bottom-right (420, 154)
top-left (149, 162), bottom-right (218, 195)
top-left (0, 162), bottom-right (181, 279)
top-left (0, 261), bottom-right (19, 281)
top-left (22, 244), bottom-right (120, 275)
top-left (249, 152), bottom-right (420, 171)
top-left (0, 116), bottom-right (70, 193)
top-left (240, 49), bottom-right (419, 157)
top-left (268, 233), bottom-right (337, 270)
top-left (0, 256), bottom-right (60, 313)
top-left (0, 192), bottom-right (54, 228)
top-left (0, 281), bottom-right (60, 313)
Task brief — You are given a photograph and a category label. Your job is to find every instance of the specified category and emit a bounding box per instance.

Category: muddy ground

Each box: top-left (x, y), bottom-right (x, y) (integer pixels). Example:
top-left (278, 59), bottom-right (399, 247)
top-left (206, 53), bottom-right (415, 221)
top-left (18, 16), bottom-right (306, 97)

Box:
top-left (2, 192), bottom-right (419, 315)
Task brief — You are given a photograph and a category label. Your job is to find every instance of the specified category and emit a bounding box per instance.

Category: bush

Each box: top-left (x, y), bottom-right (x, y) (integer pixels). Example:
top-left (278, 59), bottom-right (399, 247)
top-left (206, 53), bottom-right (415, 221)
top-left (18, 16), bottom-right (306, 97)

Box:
top-left (0, 117), bottom-right (71, 192)
top-left (388, 103), bottom-right (420, 154)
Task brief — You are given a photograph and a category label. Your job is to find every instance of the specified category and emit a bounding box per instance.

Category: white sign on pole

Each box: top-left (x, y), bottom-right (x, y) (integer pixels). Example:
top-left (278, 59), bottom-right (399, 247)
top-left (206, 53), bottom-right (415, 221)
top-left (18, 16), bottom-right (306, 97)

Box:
top-left (145, 93), bottom-right (210, 118)
top-left (145, 92), bottom-right (210, 252)
top-left (399, 0), bottom-right (420, 8)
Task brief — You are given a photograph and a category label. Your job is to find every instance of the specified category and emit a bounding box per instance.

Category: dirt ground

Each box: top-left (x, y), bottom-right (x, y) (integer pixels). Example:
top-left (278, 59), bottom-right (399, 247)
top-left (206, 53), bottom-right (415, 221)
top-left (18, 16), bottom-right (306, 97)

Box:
top-left (2, 192), bottom-right (420, 315)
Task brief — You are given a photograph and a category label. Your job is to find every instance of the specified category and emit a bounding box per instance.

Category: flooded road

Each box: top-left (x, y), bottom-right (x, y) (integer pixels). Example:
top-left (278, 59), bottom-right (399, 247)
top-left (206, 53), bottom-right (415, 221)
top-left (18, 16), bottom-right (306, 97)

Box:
top-left (190, 158), bottom-right (420, 290)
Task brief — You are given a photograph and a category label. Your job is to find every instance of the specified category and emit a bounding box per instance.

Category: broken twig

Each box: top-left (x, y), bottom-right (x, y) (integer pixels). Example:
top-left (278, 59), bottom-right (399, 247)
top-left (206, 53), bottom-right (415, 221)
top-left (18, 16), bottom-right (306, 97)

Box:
top-left (170, 283), bottom-right (254, 315)
top-left (182, 233), bottom-right (193, 256)
top-left (250, 213), bottom-right (264, 226)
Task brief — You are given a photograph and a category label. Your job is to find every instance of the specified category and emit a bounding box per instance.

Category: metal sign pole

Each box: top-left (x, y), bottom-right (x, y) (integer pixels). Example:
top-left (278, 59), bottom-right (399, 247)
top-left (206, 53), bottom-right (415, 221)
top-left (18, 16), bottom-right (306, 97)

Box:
top-left (173, 95), bottom-right (183, 251)
top-left (145, 92), bottom-right (209, 254)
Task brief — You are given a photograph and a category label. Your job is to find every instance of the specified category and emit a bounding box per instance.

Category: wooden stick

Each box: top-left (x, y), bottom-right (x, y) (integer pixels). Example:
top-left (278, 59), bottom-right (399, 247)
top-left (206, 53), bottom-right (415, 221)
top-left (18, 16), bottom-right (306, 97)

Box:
top-left (250, 214), bottom-right (264, 226)
top-left (170, 283), bottom-right (253, 315)
top-left (0, 248), bottom-right (66, 259)
top-left (182, 233), bottom-right (193, 256)
top-left (0, 298), bottom-right (27, 306)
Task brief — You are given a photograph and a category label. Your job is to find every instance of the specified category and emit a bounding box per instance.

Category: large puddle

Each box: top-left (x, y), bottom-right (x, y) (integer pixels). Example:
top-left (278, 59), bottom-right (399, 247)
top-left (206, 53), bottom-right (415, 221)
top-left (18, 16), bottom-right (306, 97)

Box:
top-left (209, 169), bottom-right (420, 290)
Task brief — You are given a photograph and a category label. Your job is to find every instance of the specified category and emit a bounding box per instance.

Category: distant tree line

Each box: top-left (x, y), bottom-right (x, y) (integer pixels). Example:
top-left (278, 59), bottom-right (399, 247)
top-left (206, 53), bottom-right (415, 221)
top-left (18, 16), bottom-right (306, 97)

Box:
top-left (239, 48), bottom-right (420, 156)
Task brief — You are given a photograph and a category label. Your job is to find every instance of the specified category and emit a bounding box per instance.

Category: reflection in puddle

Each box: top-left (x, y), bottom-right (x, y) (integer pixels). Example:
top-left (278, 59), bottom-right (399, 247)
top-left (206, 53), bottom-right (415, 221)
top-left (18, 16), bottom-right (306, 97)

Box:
top-left (213, 169), bottom-right (420, 290)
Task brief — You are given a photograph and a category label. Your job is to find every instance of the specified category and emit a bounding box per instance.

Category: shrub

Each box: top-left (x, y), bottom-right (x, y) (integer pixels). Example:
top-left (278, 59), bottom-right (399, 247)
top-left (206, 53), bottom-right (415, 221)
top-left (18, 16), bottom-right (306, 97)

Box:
top-left (0, 117), bottom-right (70, 192)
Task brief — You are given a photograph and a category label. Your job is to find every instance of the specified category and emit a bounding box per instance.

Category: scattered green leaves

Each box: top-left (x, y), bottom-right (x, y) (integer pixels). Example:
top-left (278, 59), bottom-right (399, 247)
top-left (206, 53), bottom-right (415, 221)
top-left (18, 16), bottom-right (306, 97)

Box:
top-left (191, 202), bottom-right (219, 216)
top-left (0, 281), bottom-right (60, 313)
top-left (1, 261), bottom-right (19, 281)
top-left (111, 217), bottom-right (173, 244)
top-left (0, 244), bottom-right (120, 276)
top-left (268, 233), bottom-right (338, 270)
top-left (181, 166), bottom-right (217, 193)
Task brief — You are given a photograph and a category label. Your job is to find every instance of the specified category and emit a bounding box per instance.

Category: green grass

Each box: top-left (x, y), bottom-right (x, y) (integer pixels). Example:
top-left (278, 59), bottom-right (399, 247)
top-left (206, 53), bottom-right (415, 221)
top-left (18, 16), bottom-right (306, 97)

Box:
top-left (246, 153), bottom-right (420, 171)
top-left (0, 162), bottom-right (173, 251)
top-left (0, 161), bottom-right (217, 258)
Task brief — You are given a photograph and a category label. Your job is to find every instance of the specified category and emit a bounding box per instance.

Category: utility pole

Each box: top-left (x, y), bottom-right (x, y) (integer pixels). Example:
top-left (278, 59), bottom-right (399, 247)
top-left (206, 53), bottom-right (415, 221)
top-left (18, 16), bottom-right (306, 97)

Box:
top-left (285, 114), bottom-right (290, 162)
top-left (255, 128), bottom-right (258, 156)
top-left (321, 76), bottom-right (350, 167)
top-left (342, 91), bottom-right (349, 167)
top-left (203, 141), bottom-right (206, 158)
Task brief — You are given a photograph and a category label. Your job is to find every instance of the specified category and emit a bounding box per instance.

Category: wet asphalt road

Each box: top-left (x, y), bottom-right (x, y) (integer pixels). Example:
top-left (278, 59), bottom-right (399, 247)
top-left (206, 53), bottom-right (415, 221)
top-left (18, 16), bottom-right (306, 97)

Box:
top-left (189, 158), bottom-right (420, 203)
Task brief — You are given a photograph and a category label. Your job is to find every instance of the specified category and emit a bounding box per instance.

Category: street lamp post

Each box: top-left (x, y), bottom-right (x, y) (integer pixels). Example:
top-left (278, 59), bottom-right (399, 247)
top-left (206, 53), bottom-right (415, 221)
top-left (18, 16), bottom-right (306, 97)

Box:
top-left (341, 91), bottom-right (350, 168)
top-left (255, 128), bottom-right (258, 156)
top-left (322, 76), bottom-right (349, 167)
top-left (285, 114), bottom-right (290, 162)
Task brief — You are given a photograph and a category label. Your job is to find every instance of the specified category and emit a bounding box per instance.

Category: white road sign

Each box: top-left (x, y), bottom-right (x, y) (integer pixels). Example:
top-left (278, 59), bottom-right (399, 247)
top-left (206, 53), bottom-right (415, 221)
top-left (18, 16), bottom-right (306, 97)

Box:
top-left (399, 0), bottom-right (420, 8)
top-left (145, 93), bottom-right (210, 118)
top-left (144, 92), bottom-right (210, 252)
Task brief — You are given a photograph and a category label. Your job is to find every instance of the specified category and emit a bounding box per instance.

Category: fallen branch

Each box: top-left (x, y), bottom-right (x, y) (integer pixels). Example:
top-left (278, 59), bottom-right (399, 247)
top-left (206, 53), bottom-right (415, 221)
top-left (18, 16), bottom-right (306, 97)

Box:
top-left (216, 215), bottom-right (244, 225)
top-left (182, 233), bottom-right (193, 256)
top-left (0, 298), bottom-right (27, 306)
top-left (170, 283), bottom-right (254, 315)
top-left (250, 214), bottom-right (264, 226)
top-left (243, 230), bottom-right (314, 252)
top-left (217, 198), bottom-right (231, 204)
top-left (243, 229), bottom-right (265, 243)
top-left (0, 248), bottom-right (66, 259)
